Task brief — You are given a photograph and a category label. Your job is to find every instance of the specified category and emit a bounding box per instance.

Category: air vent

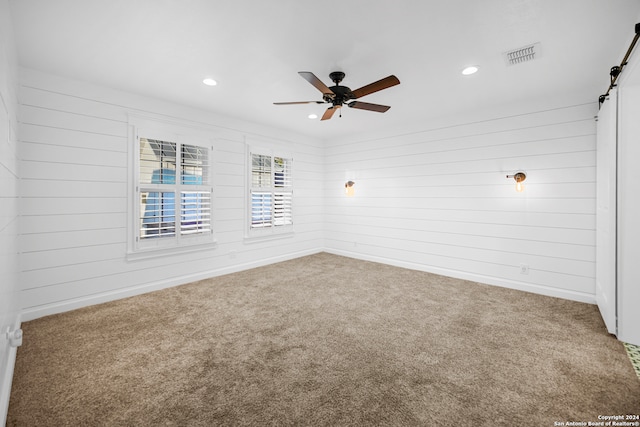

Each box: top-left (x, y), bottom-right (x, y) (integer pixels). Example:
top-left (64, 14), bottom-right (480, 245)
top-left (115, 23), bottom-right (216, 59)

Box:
top-left (503, 42), bottom-right (541, 66)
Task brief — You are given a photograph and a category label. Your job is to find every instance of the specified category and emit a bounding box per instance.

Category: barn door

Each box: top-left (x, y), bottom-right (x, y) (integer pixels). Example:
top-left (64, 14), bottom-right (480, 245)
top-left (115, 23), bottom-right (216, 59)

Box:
top-left (595, 88), bottom-right (618, 335)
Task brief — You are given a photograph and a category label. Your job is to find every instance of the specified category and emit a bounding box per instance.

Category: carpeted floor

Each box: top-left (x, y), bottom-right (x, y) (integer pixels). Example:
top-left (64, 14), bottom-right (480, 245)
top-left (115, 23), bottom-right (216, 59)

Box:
top-left (7, 253), bottom-right (640, 426)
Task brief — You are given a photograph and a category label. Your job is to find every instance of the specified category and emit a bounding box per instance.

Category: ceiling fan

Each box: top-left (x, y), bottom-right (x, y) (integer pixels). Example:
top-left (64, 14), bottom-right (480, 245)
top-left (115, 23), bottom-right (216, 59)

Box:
top-left (274, 71), bottom-right (400, 120)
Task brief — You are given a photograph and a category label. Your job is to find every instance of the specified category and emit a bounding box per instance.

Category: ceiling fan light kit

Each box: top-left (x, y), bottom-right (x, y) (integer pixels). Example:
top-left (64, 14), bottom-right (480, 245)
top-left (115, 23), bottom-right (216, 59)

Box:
top-left (275, 71), bottom-right (400, 120)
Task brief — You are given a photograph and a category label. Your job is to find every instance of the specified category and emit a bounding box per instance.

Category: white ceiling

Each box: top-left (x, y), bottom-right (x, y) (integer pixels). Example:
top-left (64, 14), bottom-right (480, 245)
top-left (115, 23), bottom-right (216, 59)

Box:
top-left (8, 0), bottom-right (640, 139)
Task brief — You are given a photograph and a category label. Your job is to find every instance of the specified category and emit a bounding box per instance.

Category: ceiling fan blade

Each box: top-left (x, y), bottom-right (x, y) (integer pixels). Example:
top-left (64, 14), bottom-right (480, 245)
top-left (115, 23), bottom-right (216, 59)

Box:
top-left (274, 101), bottom-right (326, 105)
top-left (347, 101), bottom-right (391, 113)
top-left (350, 75), bottom-right (400, 99)
top-left (321, 106), bottom-right (338, 121)
top-left (299, 71), bottom-right (334, 96)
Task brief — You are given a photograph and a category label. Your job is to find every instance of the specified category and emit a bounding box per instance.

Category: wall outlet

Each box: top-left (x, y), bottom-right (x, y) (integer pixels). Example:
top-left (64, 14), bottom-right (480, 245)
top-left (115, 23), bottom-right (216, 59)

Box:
top-left (520, 264), bottom-right (529, 275)
top-left (229, 249), bottom-right (238, 259)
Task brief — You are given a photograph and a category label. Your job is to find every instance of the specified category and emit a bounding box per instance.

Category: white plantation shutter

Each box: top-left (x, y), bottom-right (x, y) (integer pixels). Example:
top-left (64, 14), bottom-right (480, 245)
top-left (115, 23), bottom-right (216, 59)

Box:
top-left (251, 192), bottom-right (272, 228)
top-left (140, 191), bottom-right (176, 238)
top-left (179, 143), bottom-right (211, 236)
top-left (273, 156), bottom-right (292, 226)
top-left (249, 152), bottom-right (293, 234)
top-left (250, 154), bottom-right (272, 228)
top-left (136, 136), bottom-right (213, 250)
top-left (273, 192), bottom-right (292, 226)
top-left (180, 191), bottom-right (212, 235)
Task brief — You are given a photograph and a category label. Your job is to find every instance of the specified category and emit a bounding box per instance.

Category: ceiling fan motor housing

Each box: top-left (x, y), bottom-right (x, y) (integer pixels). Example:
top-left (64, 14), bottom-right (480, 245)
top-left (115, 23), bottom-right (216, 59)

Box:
top-left (324, 71), bottom-right (354, 106)
top-left (325, 85), bottom-right (353, 106)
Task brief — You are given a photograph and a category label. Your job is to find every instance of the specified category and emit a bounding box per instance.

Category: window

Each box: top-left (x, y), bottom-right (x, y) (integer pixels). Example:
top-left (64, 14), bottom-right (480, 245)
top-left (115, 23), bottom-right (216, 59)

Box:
top-left (248, 151), bottom-right (293, 237)
top-left (131, 131), bottom-right (214, 256)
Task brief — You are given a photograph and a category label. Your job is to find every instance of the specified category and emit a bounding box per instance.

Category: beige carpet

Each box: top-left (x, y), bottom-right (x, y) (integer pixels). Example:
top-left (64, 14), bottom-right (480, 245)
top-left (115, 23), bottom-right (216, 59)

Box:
top-left (7, 253), bottom-right (640, 426)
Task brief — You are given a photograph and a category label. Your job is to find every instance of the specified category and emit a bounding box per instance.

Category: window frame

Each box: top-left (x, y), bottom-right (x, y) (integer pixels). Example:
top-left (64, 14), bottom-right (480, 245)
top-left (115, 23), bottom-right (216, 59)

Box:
top-left (245, 146), bottom-right (294, 241)
top-left (127, 118), bottom-right (216, 260)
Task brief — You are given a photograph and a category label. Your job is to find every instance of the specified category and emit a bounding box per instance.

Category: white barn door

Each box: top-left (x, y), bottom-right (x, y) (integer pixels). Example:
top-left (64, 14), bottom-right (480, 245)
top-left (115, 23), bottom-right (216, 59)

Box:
top-left (595, 88), bottom-right (617, 335)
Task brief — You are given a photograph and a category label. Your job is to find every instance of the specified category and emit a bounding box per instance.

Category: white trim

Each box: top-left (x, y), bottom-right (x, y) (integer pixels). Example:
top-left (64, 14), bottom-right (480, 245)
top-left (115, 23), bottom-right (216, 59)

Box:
top-left (0, 346), bottom-right (17, 426)
top-left (245, 144), bottom-right (294, 240)
top-left (323, 248), bottom-right (597, 304)
top-left (0, 319), bottom-right (20, 426)
top-left (126, 240), bottom-right (218, 261)
top-left (21, 249), bottom-right (323, 322)
top-left (127, 117), bottom-right (216, 257)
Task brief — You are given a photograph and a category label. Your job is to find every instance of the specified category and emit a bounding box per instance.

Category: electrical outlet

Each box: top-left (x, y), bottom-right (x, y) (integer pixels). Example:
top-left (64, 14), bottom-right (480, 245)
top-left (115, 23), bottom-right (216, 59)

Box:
top-left (229, 249), bottom-right (238, 259)
top-left (520, 264), bottom-right (529, 275)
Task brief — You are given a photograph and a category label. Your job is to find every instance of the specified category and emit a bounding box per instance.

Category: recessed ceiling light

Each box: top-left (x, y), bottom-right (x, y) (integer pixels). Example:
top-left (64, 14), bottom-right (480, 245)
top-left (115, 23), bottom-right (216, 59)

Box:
top-left (461, 66), bottom-right (479, 75)
top-left (202, 78), bottom-right (217, 86)
top-left (308, 114), bottom-right (318, 119)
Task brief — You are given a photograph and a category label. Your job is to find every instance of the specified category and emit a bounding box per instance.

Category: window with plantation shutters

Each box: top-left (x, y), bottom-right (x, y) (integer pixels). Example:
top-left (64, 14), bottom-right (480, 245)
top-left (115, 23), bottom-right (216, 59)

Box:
top-left (249, 151), bottom-right (293, 236)
top-left (133, 134), bottom-right (214, 254)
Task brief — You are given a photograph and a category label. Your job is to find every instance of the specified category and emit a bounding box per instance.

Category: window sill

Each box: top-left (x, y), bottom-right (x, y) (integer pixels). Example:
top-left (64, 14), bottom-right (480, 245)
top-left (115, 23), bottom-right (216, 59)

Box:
top-left (126, 240), bottom-right (218, 261)
top-left (243, 231), bottom-right (295, 244)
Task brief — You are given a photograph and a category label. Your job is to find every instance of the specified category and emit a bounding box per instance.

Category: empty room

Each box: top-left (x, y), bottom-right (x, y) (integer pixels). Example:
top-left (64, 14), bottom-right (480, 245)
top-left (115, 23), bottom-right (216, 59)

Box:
top-left (1, 0), bottom-right (640, 425)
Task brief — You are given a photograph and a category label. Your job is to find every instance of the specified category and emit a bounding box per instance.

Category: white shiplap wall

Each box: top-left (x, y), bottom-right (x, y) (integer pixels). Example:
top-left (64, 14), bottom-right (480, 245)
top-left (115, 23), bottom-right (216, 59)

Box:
top-left (18, 68), bottom-right (324, 321)
top-left (324, 98), bottom-right (598, 303)
top-left (0, 0), bottom-right (20, 420)
top-left (16, 66), bottom-right (601, 319)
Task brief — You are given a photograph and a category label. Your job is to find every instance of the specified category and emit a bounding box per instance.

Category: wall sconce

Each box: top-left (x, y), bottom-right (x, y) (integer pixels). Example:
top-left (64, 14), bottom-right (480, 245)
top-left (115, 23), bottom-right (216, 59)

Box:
top-left (345, 180), bottom-right (355, 197)
top-left (507, 172), bottom-right (527, 193)
top-left (506, 172), bottom-right (526, 192)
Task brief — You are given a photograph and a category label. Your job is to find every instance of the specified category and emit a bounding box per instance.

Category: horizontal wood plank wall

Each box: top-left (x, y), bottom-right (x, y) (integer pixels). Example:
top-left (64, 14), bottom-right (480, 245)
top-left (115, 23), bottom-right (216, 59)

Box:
top-left (324, 100), bottom-right (598, 303)
top-left (18, 68), bottom-right (324, 320)
top-left (0, 0), bottom-right (20, 421)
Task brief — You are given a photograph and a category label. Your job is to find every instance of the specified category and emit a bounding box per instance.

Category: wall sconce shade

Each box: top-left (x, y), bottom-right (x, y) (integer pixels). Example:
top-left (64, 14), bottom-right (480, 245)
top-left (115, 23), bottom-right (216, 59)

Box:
top-left (506, 172), bottom-right (526, 192)
top-left (345, 180), bottom-right (355, 197)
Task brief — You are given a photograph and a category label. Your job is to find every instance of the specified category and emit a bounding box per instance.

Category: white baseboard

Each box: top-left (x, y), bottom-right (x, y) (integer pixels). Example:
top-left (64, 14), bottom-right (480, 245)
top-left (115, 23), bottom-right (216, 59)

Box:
top-left (324, 248), bottom-right (597, 305)
top-left (21, 247), bottom-right (596, 322)
top-left (21, 248), bottom-right (323, 322)
top-left (0, 328), bottom-right (19, 426)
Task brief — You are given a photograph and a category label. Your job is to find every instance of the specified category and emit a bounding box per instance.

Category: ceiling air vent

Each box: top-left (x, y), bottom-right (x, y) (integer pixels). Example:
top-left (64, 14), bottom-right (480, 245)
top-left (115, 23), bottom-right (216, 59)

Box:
top-left (503, 42), bottom-right (541, 66)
